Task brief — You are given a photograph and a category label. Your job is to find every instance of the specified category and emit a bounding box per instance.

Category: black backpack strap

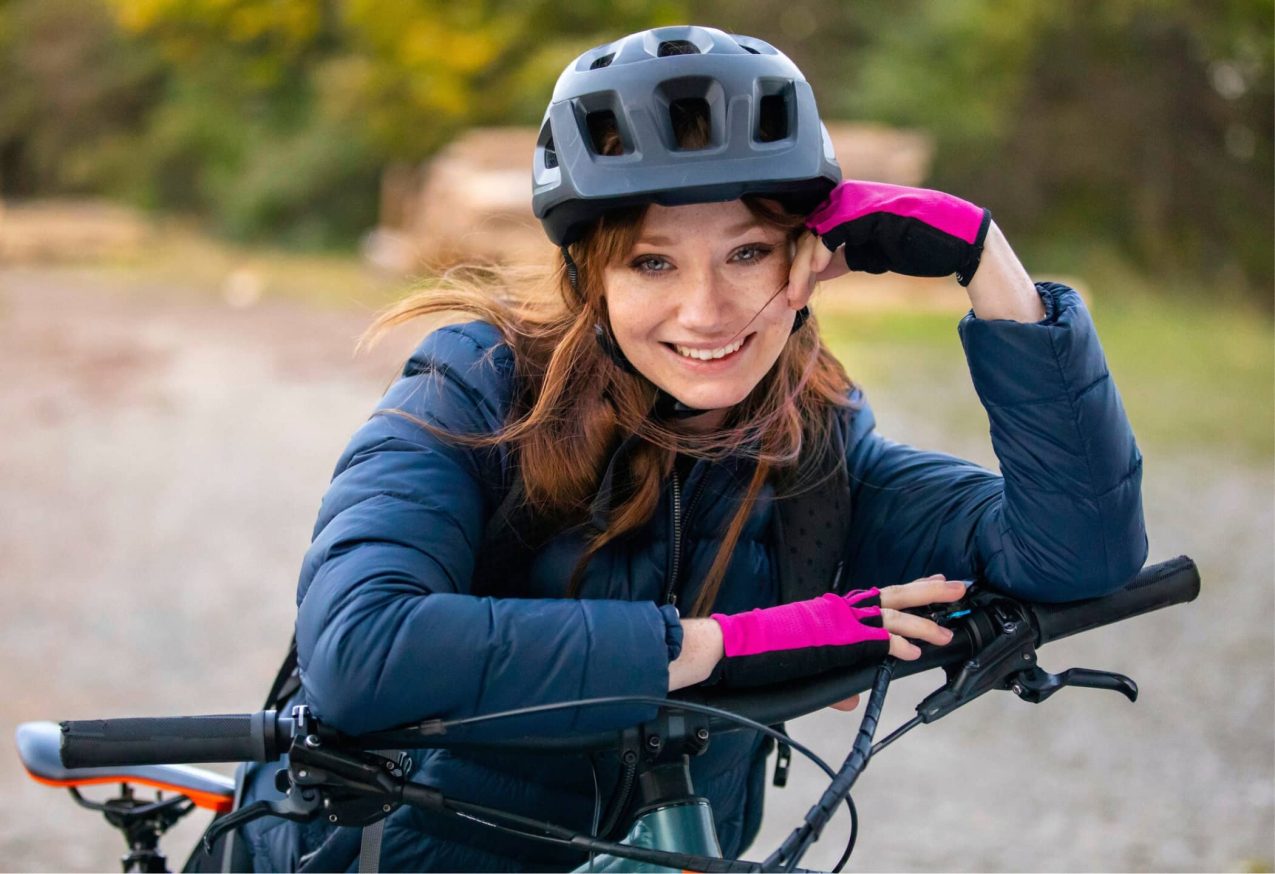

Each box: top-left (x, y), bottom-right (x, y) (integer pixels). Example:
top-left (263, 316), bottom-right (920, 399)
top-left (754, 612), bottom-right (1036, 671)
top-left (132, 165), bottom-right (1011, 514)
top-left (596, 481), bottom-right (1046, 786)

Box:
top-left (471, 433), bottom-right (639, 598)
top-left (773, 411), bottom-right (854, 603)
top-left (470, 475), bottom-right (563, 598)
top-left (264, 635), bottom-right (301, 710)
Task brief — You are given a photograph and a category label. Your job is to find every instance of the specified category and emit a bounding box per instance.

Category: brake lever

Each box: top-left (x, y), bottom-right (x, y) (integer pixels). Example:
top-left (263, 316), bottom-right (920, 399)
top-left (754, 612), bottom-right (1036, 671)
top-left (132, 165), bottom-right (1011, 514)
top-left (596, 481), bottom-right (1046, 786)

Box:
top-left (202, 789), bottom-right (323, 853)
top-left (915, 614), bottom-right (1038, 723)
top-left (1011, 666), bottom-right (1138, 704)
top-left (915, 593), bottom-right (1140, 724)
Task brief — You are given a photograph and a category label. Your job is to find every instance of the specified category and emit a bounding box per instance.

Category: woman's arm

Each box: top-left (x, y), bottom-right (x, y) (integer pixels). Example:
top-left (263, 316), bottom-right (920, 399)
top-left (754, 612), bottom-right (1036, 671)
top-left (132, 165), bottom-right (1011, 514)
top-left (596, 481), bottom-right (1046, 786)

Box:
top-left (297, 324), bottom-right (679, 738)
top-left (668, 618), bottom-right (724, 691)
top-left (964, 222), bottom-right (1045, 322)
top-left (786, 183), bottom-right (1146, 601)
top-left (837, 282), bottom-right (1147, 601)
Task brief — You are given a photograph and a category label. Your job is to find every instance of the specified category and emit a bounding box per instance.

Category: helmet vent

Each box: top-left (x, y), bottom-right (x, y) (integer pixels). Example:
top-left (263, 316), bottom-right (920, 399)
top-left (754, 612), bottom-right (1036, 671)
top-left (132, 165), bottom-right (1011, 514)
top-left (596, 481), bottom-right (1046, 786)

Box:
top-left (758, 94), bottom-right (789, 142)
top-left (589, 53), bottom-right (615, 70)
top-left (755, 79), bottom-right (796, 143)
top-left (741, 45), bottom-right (760, 55)
top-left (668, 98), bottom-right (712, 150)
top-left (657, 39), bottom-right (700, 57)
top-left (585, 109), bottom-right (625, 155)
top-left (543, 136), bottom-right (558, 168)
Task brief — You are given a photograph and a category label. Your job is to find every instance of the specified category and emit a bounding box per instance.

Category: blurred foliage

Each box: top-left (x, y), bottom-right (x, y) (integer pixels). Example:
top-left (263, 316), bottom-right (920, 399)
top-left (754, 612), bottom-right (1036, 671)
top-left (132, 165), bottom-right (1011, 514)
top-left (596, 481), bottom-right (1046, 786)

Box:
top-left (0, 0), bottom-right (1270, 303)
top-left (843, 0), bottom-right (1275, 307)
top-left (0, 0), bottom-right (687, 245)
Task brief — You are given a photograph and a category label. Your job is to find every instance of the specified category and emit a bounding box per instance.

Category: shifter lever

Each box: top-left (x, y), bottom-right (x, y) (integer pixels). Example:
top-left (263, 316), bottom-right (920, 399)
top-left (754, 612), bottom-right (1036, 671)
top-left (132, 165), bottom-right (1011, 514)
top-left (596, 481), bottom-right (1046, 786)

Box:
top-left (1011, 666), bottom-right (1138, 704)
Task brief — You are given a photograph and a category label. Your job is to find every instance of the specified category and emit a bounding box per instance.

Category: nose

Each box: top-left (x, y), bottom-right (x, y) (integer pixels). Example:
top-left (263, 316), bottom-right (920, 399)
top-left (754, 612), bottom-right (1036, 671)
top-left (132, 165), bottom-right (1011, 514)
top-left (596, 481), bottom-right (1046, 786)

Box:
top-left (675, 265), bottom-right (736, 336)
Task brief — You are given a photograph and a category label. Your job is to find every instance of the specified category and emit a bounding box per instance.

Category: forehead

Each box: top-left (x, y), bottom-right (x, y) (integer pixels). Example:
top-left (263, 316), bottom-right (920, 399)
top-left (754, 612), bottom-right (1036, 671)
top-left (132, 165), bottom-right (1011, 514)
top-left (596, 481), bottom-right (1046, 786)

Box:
top-left (637, 200), bottom-right (777, 241)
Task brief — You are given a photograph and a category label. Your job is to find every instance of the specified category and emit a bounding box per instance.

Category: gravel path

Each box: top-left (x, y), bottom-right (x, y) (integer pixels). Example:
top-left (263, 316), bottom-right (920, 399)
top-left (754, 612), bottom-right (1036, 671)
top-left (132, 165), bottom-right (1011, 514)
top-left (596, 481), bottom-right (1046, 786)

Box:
top-left (1, 265), bottom-right (1270, 872)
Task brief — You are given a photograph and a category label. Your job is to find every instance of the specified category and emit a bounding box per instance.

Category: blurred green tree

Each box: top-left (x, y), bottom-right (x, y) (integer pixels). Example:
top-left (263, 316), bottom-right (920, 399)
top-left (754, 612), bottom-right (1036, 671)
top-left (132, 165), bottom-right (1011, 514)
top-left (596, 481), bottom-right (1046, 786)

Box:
top-left (92, 0), bottom-right (686, 244)
top-left (840, 0), bottom-right (1273, 302)
top-left (0, 0), bottom-right (1268, 302)
top-left (0, 0), bottom-right (164, 198)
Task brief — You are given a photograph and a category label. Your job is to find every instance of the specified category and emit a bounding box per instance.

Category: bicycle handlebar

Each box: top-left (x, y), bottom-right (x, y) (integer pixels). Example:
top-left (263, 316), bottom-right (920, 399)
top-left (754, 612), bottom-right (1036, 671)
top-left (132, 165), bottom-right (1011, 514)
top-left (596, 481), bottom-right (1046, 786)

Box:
top-left (719, 552), bottom-right (1202, 728)
top-left (60, 711), bottom-right (293, 769)
top-left (59, 556), bottom-right (1199, 768)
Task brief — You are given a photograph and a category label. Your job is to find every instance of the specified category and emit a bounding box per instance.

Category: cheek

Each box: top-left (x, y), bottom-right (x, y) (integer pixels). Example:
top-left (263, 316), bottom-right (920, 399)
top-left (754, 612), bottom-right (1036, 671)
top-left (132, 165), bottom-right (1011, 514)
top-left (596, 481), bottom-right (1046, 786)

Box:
top-left (603, 284), bottom-right (656, 343)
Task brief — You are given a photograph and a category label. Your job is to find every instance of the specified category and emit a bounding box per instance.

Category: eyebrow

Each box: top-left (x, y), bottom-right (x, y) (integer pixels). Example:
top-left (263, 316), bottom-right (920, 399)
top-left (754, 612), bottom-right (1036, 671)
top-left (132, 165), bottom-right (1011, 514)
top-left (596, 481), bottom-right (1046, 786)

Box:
top-left (635, 218), bottom-right (764, 247)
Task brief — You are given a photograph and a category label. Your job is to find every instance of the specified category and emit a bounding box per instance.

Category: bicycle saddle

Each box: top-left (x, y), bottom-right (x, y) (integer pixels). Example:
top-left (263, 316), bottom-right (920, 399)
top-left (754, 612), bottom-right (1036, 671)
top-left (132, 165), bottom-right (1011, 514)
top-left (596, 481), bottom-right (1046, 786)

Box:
top-left (16, 721), bottom-right (235, 813)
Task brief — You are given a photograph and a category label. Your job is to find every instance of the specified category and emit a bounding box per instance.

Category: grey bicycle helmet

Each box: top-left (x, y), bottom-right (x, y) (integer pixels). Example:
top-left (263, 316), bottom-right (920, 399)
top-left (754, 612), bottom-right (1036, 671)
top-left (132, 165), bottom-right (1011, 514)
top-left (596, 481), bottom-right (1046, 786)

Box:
top-left (532, 25), bottom-right (842, 246)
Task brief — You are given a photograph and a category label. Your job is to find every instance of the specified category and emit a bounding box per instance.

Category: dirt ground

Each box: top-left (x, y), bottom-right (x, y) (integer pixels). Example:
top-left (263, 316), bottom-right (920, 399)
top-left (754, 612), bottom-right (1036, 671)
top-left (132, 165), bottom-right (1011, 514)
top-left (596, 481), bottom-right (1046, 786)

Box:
top-left (1, 263), bottom-right (1271, 872)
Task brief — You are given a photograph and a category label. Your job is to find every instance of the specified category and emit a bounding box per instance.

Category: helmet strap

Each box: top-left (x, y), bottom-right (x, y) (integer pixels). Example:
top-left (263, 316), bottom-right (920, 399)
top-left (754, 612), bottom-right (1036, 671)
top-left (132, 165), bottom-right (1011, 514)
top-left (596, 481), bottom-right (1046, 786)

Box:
top-left (560, 244), bottom-right (580, 294)
top-left (792, 306), bottom-right (809, 332)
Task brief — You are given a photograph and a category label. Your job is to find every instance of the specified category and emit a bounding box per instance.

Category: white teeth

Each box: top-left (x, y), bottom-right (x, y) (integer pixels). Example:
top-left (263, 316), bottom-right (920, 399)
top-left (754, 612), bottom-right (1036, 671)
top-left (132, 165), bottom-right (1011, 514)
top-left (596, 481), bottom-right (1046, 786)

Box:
top-left (674, 337), bottom-right (745, 361)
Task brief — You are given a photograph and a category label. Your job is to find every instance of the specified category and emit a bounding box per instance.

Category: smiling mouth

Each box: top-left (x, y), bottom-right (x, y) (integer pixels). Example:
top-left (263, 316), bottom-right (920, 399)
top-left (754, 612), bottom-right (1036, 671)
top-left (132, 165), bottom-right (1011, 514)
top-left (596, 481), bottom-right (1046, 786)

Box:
top-left (664, 333), bottom-right (752, 362)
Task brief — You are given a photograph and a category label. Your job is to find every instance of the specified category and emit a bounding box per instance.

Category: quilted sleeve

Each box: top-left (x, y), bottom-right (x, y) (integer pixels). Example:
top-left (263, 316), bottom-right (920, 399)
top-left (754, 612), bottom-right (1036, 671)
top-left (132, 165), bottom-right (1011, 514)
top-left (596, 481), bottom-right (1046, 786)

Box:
top-left (843, 283), bottom-right (1147, 602)
top-left (294, 322), bottom-right (676, 738)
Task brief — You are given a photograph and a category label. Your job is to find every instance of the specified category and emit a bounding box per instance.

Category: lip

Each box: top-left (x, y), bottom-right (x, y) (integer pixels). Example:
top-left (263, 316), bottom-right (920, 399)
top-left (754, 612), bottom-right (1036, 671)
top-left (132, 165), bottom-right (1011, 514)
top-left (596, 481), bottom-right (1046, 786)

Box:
top-left (662, 333), bottom-right (754, 369)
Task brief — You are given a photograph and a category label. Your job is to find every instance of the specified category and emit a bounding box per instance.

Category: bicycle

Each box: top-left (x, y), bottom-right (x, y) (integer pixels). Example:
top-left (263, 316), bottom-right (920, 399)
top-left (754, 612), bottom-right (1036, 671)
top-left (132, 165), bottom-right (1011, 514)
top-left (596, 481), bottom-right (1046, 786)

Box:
top-left (17, 555), bottom-right (1199, 873)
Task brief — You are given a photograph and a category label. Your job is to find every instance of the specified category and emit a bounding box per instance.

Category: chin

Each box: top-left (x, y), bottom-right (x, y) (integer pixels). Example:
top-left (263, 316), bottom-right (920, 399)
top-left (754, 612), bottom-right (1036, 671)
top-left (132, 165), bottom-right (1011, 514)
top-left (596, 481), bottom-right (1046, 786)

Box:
top-left (664, 384), bottom-right (751, 412)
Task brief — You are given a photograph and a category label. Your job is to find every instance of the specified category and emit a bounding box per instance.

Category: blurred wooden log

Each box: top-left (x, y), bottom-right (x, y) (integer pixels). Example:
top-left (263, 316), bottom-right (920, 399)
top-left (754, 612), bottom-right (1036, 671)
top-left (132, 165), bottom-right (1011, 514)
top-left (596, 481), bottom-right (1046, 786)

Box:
top-left (0, 199), bottom-right (152, 264)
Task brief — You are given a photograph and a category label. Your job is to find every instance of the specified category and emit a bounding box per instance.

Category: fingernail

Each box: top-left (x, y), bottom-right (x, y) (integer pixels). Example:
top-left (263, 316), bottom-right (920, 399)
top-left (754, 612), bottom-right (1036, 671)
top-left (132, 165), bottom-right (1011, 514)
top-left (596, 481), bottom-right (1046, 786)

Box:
top-left (943, 629), bottom-right (955, 642)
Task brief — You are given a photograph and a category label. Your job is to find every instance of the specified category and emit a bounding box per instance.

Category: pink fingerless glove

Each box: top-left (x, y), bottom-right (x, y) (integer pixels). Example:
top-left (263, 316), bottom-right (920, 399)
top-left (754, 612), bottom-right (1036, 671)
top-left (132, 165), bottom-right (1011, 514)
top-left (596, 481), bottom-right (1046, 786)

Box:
top-left (709, 589), bottom-right (891, 687)
top-left (806, 181), bottom-right (992, 286)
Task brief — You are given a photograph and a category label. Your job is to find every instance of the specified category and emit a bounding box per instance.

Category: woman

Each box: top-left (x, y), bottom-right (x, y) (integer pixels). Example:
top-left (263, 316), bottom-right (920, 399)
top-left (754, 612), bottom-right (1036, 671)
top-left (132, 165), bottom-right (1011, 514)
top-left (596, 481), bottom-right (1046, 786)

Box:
top-left (237, 25), bottom-right (1146, 872)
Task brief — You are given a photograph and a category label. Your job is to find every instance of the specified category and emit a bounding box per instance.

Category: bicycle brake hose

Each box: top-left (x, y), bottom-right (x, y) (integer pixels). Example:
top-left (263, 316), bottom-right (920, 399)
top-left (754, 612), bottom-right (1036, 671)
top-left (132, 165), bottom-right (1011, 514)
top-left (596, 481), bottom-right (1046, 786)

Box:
top-left (765, 658), bottom-right (896, 871)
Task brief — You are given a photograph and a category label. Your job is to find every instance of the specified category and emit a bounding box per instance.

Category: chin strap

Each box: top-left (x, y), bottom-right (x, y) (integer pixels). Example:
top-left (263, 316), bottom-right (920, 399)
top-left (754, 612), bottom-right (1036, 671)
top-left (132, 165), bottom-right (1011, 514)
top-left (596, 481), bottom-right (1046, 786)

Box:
top-left (563, 246), bottom-right (809, 422)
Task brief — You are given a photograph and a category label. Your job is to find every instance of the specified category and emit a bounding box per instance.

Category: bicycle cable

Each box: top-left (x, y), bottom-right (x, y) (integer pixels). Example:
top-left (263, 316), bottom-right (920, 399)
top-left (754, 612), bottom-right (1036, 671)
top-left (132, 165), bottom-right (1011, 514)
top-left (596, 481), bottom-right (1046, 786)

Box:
top-left (586, 755), bottom-right (601, 872)
top-left (831, 794), bottom-right (857, 873)
top-left (359, 693), bottom-right (856, 870)
top-left (409, 694), bottom-right (838, 780)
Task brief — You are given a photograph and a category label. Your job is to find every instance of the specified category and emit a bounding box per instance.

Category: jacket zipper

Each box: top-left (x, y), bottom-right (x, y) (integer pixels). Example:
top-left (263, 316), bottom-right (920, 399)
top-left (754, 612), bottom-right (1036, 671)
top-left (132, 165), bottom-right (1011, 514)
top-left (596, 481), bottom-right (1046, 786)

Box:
top-left (663, 471), bottom-right (683, 606)
top-left (663, 465), bottom-right (707, 607)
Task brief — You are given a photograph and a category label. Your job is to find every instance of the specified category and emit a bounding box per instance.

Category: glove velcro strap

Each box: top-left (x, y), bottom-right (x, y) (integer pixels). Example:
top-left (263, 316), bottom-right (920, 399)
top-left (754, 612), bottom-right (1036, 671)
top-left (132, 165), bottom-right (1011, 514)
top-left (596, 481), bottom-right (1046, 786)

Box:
top-left (714, 637), bottom-right (890, 688)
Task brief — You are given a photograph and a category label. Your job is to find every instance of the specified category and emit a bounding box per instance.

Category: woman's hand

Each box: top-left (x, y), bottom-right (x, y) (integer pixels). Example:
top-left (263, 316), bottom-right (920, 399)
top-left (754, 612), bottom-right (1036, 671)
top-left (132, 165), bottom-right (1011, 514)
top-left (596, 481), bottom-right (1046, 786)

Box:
top-left (805, 180), bottom-right (991, 284)
top-left (785, 179), bottom-right (990, 309)
top-left (829, 574), bottom-right (967, 711)
top-left (785, 181), bottom-right (1043, 323)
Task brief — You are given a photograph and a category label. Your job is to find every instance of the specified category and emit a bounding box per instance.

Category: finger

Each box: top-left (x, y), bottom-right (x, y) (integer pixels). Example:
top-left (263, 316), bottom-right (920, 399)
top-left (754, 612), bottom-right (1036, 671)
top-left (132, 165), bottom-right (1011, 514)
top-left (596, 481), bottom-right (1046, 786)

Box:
top-left (830, 694), bottom-right (861, 712)
top-left (888, 634), bottom-right (922, 661)
top-left (879, 576), bottom-right (968, 611)
top-left (881, 607), bottom-right (956, 647)
top-left (786, 232), bottom-right (819, 308)
top-left (812, 237), bottom-right (848, 283)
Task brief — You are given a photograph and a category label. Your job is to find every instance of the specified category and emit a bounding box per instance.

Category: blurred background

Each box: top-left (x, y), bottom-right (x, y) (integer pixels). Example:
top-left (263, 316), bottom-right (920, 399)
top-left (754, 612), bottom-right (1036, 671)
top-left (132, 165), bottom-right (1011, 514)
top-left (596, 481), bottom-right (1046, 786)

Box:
top-left (1, 1), bottom-right (1271, 871)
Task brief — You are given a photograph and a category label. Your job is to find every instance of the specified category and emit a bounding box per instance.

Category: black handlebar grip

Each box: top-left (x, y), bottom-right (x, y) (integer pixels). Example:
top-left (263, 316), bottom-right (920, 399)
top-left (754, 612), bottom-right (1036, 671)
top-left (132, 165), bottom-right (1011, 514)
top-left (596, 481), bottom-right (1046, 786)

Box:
top-left (1029, 555), bottom-right (1200, 647)
top-left (60, 710), bottom-right (288, 768)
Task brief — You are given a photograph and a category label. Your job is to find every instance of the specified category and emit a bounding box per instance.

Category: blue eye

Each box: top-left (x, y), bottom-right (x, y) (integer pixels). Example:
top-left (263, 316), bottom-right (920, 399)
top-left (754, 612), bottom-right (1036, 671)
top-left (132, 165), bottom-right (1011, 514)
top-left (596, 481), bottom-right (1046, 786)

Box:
top-left (733, 244), bottom-right (774, 264)
top-left (631, 255), bottom-right (671, 274)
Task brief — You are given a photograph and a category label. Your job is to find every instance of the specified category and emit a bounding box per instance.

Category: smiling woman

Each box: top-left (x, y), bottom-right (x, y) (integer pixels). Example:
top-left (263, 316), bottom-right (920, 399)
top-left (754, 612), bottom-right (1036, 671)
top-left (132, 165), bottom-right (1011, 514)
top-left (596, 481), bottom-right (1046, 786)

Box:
top-left (232, 24), bottom-right (1147, 873)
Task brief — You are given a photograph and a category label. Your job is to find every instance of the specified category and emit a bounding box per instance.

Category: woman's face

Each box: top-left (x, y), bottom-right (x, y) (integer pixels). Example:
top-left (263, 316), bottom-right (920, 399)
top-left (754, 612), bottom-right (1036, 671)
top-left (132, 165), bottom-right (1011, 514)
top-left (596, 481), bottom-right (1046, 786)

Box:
top-left (602, 200), bottom-right (796, 425)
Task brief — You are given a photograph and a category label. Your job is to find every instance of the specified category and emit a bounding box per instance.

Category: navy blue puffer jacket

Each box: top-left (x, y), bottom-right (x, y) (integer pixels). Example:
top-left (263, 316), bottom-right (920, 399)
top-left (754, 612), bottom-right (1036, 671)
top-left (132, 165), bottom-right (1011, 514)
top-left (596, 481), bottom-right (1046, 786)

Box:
top-left (238, 282), bottom-right (1146, 871)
